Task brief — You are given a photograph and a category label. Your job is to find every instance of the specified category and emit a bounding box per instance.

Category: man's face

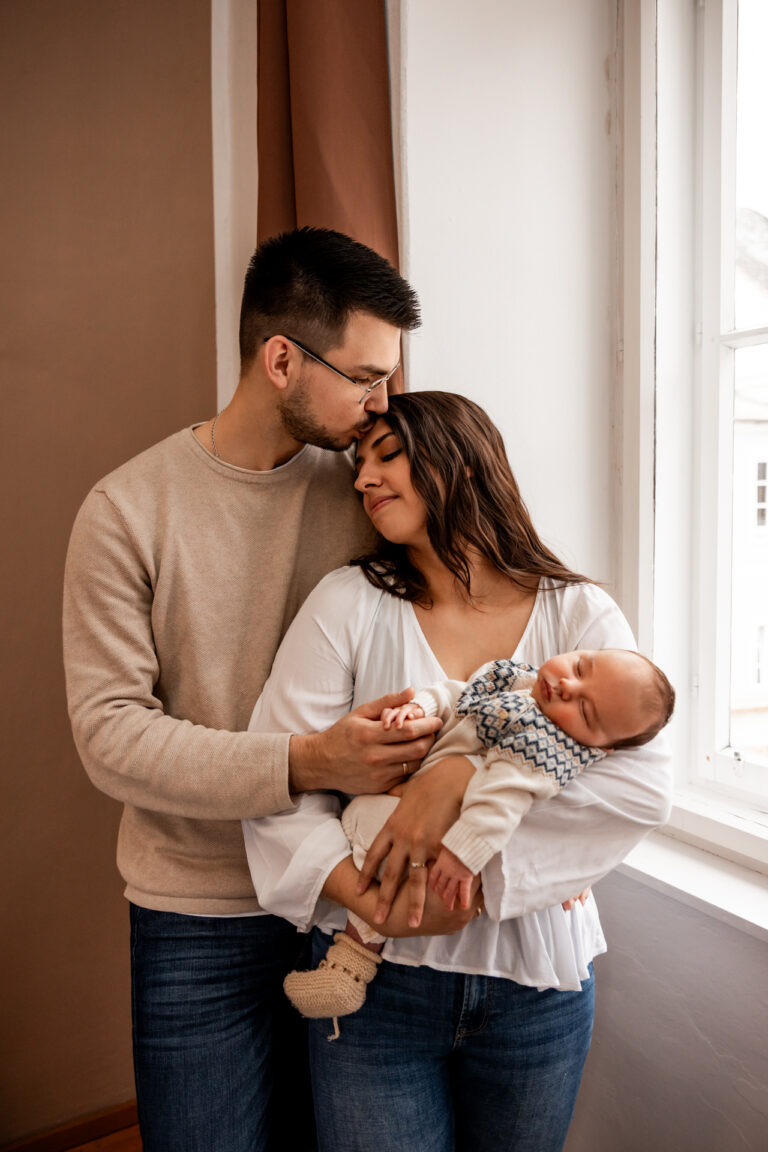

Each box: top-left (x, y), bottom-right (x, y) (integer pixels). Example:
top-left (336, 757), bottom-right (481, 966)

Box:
top-left (278, 312), bottom-right (401, 452)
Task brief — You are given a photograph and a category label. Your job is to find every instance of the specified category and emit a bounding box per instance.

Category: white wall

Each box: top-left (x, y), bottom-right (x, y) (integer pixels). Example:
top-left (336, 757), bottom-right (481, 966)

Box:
top-left (389, 6), bottom-right (768, 1148)
top-left (393, 0), bottom-right (619, 587)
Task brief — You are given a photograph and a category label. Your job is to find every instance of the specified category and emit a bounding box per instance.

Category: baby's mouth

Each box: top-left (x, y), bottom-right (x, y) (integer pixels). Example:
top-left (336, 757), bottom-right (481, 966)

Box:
top-left (540, 678), bottom-right (552, 702)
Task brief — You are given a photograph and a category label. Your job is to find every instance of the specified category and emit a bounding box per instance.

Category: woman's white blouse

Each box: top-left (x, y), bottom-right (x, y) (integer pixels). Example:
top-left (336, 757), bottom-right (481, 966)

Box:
top-left (243, 567), bottom-right (671, 991)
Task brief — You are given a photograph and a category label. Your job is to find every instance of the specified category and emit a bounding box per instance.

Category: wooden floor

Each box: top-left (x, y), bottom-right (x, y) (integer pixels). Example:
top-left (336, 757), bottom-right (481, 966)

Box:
top-left (69, 1129), bottom-right (141, 1152)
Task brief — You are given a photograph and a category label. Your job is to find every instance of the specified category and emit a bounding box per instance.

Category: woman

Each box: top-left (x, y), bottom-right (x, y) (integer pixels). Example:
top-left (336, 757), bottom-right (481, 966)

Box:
top-left (243, 392), bottom-right (670, 1152)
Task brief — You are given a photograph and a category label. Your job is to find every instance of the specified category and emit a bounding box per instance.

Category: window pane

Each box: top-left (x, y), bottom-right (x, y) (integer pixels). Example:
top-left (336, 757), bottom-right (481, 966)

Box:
top-left (735, 0), bottom-right (768, 330)
top-left (731, 344), bottom-right (768, 763)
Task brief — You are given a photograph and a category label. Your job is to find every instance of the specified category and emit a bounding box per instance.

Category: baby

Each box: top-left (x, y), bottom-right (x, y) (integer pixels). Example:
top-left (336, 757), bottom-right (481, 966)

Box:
top-left (284, 648), bottom-right (674, 1029)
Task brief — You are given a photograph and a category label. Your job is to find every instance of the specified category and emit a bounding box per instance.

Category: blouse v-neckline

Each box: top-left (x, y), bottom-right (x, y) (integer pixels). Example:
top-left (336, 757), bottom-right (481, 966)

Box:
top-left (403, 579), bottom-right (545, 682)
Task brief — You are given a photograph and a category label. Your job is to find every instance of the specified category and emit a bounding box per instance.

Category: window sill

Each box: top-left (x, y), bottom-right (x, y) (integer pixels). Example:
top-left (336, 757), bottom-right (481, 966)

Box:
top-left (619, 829), bottom-right (768, 943)
top-left (666, 790), bottom-right (768, 875)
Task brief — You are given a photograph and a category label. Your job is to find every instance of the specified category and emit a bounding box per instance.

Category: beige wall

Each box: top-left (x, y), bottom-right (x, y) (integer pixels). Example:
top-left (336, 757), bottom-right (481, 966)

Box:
top-left (0, 1), bottom-right (217, 1141)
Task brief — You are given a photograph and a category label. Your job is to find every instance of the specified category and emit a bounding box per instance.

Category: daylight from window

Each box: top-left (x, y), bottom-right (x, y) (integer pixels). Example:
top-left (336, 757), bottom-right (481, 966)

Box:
top-left (730, 0), bottom-right (768, 767)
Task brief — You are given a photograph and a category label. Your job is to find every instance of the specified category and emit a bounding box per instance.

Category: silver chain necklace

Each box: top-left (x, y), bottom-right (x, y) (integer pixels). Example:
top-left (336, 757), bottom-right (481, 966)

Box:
top-left (210, 413), bottom-right (221, 459)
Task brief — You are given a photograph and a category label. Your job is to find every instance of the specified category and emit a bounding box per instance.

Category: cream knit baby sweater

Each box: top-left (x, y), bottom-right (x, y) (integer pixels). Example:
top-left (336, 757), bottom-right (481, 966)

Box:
top-left (63, 428), bottom-right (371, 915)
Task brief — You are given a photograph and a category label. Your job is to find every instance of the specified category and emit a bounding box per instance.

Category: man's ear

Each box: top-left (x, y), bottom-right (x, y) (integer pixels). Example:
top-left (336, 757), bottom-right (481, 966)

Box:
top-left (262, 335), bottom-right (294, 393)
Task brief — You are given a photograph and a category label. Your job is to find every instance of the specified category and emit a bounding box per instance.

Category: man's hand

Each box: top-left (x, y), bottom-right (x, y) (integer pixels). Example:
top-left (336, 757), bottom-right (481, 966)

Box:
top-left (288, 689), bottom-right (442, 795)
top-left (356, 755), bottom-right (476, 926)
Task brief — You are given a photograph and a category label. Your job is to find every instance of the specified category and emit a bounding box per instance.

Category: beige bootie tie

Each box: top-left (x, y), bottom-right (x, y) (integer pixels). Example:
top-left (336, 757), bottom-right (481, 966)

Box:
top-left (283, 932), bottom-right (382, 1022)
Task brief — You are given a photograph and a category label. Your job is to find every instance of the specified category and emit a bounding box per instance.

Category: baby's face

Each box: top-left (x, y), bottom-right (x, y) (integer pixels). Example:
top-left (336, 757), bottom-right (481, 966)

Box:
top-left (530, 649), bottom-right (651, 749)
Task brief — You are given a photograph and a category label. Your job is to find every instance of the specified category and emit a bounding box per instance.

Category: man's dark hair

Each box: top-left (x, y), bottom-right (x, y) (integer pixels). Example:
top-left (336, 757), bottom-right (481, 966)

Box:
top-left (239, 227), bottom-right (421, 368)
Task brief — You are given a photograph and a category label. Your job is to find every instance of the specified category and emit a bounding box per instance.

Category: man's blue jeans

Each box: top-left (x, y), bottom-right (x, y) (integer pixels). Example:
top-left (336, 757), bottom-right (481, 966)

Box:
top-left (309, 929), bottom-right (595, 1152)
top-left (130, 905), bottom-right (315, 1152)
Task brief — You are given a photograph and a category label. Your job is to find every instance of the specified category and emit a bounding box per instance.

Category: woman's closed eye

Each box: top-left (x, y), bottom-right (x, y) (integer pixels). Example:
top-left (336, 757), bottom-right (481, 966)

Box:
top-left (353, 448), bottom-right (402, 478)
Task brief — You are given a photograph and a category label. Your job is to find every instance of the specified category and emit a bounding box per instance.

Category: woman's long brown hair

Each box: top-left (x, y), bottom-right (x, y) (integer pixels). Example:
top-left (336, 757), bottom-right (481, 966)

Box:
top-left (353, 391), bottom-right (591, 603)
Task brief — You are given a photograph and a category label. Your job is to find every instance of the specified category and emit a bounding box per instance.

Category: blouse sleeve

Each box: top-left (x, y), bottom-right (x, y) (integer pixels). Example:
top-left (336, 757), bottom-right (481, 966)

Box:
top-left (241, 569), bottom-right (374, 930)
top-left (481, 586), bottom-right (673, 920)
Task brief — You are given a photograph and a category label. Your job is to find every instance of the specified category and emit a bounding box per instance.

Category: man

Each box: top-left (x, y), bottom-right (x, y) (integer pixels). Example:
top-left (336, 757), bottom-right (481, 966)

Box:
top-left (63, 228), bottom-right (453, 1151)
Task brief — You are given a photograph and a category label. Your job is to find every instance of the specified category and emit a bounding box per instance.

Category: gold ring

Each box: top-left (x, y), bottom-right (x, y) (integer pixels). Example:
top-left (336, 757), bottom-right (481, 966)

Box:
top-left (402, 762), bottom-right (408, 776)
top-left (410, 861), bottom-right (427, 869)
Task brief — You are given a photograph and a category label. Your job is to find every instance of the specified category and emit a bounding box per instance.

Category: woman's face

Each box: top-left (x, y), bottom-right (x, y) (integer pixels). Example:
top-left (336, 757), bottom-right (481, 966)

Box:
top-left (354, 419), bottom-right (429, 547)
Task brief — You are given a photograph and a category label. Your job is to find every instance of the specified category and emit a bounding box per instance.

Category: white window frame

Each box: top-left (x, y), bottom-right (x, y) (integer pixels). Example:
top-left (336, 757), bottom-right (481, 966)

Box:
top-left (629, 0), bottom-right (768, 875)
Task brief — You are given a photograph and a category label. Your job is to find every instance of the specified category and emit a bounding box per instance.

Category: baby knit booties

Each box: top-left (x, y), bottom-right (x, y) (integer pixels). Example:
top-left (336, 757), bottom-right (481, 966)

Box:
top-left (283, 932), bottom-right (382, 1021)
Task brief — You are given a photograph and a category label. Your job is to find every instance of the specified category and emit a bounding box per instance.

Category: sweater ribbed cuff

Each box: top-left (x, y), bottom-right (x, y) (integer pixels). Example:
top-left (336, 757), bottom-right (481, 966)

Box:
top-left (441, 821), bottom-right (495, 875)
top-left (413, 690), bottom-right (439, 717)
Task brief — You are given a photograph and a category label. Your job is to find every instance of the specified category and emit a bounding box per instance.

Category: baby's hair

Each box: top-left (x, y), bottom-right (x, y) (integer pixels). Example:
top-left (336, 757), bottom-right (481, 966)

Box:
top-left (610, 652), bottom-right (675, 750)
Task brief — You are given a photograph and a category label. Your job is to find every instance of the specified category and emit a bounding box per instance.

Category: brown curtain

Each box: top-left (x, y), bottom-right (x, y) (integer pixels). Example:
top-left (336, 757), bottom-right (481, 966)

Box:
top-left (257, 0), bottom-right (400, 270)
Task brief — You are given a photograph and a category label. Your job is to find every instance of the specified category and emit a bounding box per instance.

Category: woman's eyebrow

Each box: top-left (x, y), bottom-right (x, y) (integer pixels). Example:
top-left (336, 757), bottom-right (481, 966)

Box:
top-left (353, 431), bottom-right (396, 472)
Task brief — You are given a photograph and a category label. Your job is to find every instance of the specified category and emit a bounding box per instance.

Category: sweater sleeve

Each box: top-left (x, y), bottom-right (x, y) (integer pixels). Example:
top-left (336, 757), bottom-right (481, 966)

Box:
top-left (412, 681), bottom-right (464, 720)
top-left (441, 752), bottom-right (559, 875)
top-left (62, 489), bottom-right (294, 821)
top-left (482, 586), bottom-right (673, 920)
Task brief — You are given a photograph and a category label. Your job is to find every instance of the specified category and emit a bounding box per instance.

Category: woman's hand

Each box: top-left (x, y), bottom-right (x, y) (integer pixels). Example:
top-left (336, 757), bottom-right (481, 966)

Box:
top-left (379, 868), bottom-right (482, 937)
top-left (356, 755), bottom-right (475, 927)
top-left (324, 855), bottom-right (481, 939)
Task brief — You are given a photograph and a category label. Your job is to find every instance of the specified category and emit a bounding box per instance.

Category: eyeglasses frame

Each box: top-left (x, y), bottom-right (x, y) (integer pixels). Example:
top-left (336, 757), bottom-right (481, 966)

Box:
top-left (274, 335), bottom-right (400, 404)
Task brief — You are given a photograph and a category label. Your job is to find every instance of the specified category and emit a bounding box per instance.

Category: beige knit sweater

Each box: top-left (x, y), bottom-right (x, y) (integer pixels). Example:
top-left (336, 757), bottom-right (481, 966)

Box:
top-left (63, 428), bottom-right (372, 914)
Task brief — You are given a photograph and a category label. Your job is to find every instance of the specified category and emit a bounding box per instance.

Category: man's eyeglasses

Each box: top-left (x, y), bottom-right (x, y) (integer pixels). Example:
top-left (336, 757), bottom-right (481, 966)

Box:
top-left (279, 335), bottom-right (400, 404)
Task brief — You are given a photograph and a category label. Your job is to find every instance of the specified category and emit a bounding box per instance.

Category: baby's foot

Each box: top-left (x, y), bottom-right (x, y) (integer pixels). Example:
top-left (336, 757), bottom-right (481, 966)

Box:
top-left (283, 932), bottom-right (382, 1019)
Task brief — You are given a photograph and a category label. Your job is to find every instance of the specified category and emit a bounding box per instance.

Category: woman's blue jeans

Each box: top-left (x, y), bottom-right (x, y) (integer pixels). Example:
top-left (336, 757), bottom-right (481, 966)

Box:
top-left (309, 929), bottom-right (595, 1152)
top-left (130, 905), bottom-right (315, 1152)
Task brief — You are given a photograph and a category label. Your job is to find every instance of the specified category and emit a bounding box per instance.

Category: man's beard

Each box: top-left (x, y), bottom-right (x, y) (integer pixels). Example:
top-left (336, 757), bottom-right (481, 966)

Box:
top-left (277, 379), bottom-right (374, 452)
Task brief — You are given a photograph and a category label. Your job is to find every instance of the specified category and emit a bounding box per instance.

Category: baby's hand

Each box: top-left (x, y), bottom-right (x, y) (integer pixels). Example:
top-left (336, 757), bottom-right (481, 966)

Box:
top-left (429, 846), bottom-right (476, 912)
top-left (381, 701), bottom-right (426, 730)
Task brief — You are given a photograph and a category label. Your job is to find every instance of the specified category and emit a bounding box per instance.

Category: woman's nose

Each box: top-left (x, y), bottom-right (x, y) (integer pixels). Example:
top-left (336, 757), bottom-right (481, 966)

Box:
top-left (353, 467), bottom-right (380, 492)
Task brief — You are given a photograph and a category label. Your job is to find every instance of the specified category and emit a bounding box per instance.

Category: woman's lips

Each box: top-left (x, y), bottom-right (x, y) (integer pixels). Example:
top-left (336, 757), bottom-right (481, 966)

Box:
top-left (368, 495), bottom-right (396, 515)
